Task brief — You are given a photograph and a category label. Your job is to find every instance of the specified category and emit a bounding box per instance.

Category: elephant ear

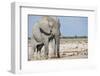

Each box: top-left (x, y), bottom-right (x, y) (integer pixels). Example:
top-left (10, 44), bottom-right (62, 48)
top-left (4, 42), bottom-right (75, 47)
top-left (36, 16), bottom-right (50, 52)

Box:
top-left (39, 17), bottom-right (51, 34)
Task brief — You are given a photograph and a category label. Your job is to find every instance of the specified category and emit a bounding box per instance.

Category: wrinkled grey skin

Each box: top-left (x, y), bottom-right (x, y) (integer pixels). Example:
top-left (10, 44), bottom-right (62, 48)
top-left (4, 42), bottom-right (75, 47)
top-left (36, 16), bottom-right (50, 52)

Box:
top-left (29, 16), bottom-right (60, 60)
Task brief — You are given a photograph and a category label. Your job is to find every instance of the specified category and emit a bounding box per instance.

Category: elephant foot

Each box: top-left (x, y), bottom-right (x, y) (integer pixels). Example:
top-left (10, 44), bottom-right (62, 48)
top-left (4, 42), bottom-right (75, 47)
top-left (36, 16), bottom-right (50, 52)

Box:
top-left (57, 54), bottom-right (60, 58)
top-left (28, 58), bottom-right (31, 61)
top-left (45, 57), bottom-right (48, 59)
top-left (45, 55), bottom-right (48, 59)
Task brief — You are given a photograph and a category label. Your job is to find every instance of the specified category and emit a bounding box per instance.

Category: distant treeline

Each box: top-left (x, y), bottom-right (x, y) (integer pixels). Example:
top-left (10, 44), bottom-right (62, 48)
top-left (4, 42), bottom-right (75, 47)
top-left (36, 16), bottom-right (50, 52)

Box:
top-left (28, 36), bottom-right (88, 40)
top-left (60, 36), bottom-right (88, 39)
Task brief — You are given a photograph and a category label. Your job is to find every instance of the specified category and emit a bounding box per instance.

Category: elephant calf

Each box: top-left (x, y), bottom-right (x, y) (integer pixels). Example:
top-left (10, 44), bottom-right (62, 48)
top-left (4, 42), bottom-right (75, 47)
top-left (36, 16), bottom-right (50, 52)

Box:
top-left (28, 16), bottom-right (61, 60)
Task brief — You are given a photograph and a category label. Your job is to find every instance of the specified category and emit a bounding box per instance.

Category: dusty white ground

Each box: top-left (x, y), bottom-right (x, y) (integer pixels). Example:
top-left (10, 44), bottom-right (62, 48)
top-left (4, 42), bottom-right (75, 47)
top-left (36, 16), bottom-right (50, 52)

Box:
top-left (28, 38), bottom-right (88, 60)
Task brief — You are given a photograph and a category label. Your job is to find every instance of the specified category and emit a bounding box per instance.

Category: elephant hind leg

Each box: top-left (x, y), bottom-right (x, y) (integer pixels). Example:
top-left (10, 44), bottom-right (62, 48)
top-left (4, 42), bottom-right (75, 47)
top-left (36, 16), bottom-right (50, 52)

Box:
top-left (28, 45), bottom-right (36, 61)
top-left (30, 44), bottom-right (37, 60)
top-left (44, 42), bottom-right (49, 59)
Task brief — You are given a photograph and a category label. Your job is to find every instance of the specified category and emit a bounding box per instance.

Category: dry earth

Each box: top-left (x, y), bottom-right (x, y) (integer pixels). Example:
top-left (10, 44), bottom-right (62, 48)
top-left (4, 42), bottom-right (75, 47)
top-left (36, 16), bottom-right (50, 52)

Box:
top-left (28, 38), bottom-right (88, 60)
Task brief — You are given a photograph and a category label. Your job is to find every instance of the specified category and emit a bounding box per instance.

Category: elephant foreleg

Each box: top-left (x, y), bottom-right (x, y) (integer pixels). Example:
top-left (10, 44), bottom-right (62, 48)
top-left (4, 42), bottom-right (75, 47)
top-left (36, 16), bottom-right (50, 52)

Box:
top-left (52, 39), bottom-right (56, 57)
top-left (44, 40), bottom-right (49, 59)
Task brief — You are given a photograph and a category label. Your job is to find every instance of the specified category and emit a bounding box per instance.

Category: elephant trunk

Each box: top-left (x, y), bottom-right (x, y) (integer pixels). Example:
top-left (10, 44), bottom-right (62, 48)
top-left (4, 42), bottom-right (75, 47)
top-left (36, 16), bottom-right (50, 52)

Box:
top-left (55, 35), bottom-right (60, 58)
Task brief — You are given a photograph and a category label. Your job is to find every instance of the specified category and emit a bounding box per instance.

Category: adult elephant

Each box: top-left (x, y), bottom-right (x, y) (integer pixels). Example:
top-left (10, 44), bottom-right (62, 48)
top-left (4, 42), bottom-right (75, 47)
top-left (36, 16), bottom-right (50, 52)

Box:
top-left (29, 16), bottom-right (60, 60)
